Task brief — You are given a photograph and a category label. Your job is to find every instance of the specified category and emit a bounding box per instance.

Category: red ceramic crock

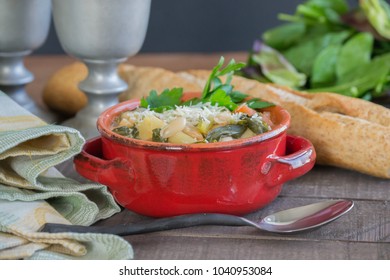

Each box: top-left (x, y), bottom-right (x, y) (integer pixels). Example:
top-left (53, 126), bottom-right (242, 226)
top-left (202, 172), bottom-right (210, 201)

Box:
top-left (74, 94), bottom-right (316, 217)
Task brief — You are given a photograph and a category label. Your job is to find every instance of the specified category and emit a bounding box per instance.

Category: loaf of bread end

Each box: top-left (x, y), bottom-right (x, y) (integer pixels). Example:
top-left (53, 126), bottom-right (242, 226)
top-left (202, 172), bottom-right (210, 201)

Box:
top-left (42, 62), bottom-right (88, 116)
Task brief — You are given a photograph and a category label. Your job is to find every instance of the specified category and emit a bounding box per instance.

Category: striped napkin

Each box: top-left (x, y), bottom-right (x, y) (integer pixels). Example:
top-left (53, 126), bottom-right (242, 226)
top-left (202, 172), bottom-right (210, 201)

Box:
top-left (0, 91), bottom-right (133, 260)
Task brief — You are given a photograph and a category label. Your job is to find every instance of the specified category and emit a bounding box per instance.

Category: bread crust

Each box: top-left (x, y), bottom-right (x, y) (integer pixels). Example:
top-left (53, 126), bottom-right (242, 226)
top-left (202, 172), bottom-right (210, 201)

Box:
top-left (118, 64), bottom-right (202, 101)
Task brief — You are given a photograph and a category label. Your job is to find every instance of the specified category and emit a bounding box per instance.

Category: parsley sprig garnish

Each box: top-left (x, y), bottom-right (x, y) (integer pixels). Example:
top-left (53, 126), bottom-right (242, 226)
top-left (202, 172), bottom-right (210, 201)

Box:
top-left (140, 87), bottom-right (183, 113)
top-left (140, 56), bottom-right (273, 112)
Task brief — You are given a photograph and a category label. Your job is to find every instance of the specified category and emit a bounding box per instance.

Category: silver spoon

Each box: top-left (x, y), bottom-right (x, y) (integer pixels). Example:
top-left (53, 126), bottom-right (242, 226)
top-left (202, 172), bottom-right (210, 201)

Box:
top-left (40, 199), bottom-right (353, 235)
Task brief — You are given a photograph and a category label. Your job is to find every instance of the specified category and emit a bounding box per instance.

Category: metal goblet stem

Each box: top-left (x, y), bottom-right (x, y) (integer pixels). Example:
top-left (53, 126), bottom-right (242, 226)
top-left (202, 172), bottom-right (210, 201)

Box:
top-left (52, 0), bottom-right (151, 139)
top-left (0, 0), bottom-right (53, 122)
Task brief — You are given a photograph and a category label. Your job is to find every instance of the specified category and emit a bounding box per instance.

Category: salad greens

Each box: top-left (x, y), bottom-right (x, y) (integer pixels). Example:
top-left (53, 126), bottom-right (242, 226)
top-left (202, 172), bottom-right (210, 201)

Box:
top-left (240, 0), bottom-right (390, 101)
top-left (250, 41), bottom-right (307, 88)
top-left (140, 56), bottom-right (273, 112)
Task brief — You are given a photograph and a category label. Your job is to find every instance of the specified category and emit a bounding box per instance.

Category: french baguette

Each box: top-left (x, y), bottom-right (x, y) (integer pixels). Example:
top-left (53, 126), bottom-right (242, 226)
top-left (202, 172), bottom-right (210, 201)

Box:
top-left (43, 64), bottom-right (390, 178)
top-left (177, 69), bottom-right (390, 179)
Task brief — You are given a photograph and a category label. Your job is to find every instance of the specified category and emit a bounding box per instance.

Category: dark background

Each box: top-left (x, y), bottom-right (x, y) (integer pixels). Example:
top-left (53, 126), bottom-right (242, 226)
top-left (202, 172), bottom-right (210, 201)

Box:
top-left (36, 0), bottom-right (360, 55)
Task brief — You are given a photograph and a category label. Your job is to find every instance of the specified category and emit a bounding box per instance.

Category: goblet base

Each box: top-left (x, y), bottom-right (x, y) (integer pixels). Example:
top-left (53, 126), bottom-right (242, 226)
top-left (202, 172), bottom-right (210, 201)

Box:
top-left (60, 58), bottom-right (129, 139)
top-left (0, 51), bottom-right (59, 123)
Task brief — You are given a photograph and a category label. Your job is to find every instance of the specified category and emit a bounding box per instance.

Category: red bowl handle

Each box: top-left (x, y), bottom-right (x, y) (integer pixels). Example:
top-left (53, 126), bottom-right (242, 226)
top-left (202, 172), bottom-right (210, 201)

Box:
top-left (264, 135), bottom-right (316, 186)
top-left (73, 137), bottom-right (135, 188)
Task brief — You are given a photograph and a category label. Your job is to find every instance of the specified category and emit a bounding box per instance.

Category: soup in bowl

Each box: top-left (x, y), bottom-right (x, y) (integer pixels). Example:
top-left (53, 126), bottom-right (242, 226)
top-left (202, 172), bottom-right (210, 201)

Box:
top-left (74, 92), bottom-right (316, 217)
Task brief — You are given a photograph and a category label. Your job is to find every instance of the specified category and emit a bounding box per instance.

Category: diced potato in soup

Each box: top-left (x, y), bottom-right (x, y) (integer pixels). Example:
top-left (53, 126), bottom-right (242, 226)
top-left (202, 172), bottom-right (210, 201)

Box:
top-left (168, 131), bottom-right (198, 144)
top-left (137, 115), bottom-right (165, 140)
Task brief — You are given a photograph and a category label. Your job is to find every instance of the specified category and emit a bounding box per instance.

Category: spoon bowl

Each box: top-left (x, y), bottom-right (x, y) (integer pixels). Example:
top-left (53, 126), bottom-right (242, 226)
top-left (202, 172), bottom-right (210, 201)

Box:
top-left (40, 199), bottom-right (354, 235)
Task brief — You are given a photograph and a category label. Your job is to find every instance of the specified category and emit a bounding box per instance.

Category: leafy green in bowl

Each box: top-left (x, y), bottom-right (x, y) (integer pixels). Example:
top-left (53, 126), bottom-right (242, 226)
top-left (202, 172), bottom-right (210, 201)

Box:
top-left (240, 0), bottom-right (390, 102)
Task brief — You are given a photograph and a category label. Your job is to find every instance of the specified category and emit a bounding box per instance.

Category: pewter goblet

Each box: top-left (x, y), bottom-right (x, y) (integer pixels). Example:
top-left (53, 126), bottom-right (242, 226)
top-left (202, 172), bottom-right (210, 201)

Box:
top-left (52, 0), bottom-right (151, 139)
top-left (0, 0), bottom-right (52, 121)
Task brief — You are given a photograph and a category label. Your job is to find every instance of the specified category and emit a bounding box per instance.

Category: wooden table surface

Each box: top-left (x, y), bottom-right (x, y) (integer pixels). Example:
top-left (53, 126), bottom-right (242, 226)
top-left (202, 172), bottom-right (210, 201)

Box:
top-left (24, 53), bottom-right (390, 260)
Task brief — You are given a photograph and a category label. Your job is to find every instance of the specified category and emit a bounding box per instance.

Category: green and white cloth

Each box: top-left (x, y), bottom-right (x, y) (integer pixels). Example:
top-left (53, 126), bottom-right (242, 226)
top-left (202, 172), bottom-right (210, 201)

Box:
top-left (0, 91), bottom-right (133, 260)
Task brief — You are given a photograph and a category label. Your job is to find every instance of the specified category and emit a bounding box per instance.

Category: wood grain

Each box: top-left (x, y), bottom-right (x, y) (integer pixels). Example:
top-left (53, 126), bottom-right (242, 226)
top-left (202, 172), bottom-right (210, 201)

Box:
top-left (124, 235), bottom-right (390, 260)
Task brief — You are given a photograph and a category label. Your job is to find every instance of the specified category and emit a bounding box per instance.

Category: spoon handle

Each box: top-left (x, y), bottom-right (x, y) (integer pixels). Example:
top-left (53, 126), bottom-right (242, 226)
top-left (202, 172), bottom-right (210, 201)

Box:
top-left (40, 213), bottom-right (251, 236)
